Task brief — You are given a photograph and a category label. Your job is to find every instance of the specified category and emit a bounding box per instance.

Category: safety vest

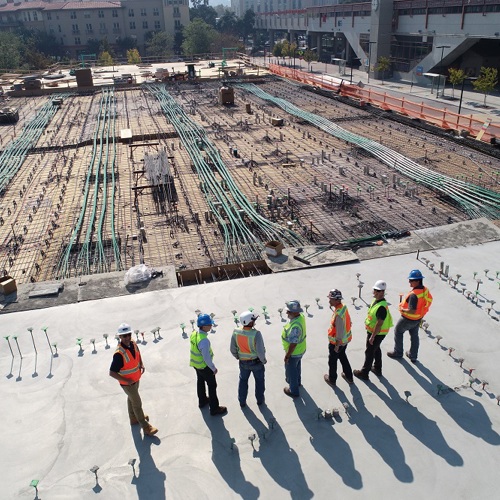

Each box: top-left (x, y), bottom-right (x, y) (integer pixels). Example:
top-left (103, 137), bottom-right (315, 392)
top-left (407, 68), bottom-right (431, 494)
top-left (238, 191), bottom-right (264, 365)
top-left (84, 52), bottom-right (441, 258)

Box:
top-left (328, 304), bottom-right (352, 345)
top-left (115, 341), bottom-right (142, 385)
top-left (365, 299), bottom-right (393, 336)
top-left (233, 328), bottom-right (258, 360)
top-left (399, 286), bottom-right (433, 320)
top-left (282, 313), bottom-right (307, 356)
top-left (189, 331), bottom-right (213, 369)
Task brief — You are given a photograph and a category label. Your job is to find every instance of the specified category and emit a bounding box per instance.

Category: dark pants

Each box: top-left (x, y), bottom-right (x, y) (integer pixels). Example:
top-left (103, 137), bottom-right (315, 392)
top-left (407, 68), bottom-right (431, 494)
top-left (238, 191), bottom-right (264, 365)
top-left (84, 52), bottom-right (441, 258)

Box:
top-left (361, 332), bottom-right (386, 376)
top-left (238, 359), bottom-right (265, 404)
top-left (195, 366), bottom-right (219, 413)
top-left (328, 343), bottom-right (353, 383)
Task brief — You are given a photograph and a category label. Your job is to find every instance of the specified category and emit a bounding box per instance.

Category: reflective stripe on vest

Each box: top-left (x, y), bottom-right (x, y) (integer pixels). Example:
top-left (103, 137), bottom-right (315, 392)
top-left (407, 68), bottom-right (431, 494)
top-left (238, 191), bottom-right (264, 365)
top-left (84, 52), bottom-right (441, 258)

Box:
top-left (365, 299), bottom-right (393, 335)
top-left (233, 328), bottom-right (258, 360)
top-left (189, 331), bottom-right (213, 369)
top-left (282, 313), bottom-right (306, 356)
top-left (327, 304), bottom-right (352, 345)
top-left (116, 341), bottom-right (142, 385)
top-left (399, 286), bottom-right (433, 320)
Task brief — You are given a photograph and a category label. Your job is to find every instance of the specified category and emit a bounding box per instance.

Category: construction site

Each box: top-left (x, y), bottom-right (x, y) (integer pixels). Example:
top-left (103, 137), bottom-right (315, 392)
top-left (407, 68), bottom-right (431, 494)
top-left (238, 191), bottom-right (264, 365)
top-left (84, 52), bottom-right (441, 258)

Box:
top-left (1, 68), bottom-right (500, 288)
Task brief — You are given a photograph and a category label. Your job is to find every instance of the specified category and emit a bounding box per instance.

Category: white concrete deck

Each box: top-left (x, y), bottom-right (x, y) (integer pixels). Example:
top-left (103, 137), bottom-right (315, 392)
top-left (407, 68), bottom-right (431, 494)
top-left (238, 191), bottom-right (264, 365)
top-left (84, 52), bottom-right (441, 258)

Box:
top-left (1, 239), bottom-right (499, 499)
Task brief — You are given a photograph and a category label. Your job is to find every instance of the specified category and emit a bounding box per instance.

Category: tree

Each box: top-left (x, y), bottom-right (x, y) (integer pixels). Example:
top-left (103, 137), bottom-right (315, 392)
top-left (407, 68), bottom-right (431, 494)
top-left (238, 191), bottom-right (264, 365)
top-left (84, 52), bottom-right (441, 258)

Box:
top-left (0, 32), bottom-right (22, 69)
top-left (240, 9), bottom-right (255, 41)
top-left (127, 48), bottom-right (141, 64)
top-left (115, 36), bottom-right (137, 57)
top-left (190, 5), bottom-right (217, 28)
top-left (303, 48), bottom-right (318, 71)
top-left (448, 67), bottom-right (466, 99)
top-left (212, 33), bottom-right (242, 54)
top-left (98, 51), bottom-right (114, 66)
top-left (272, 41), bottom-right (283, 59)
top-left (217, 10), bottom-right (238, 35)
top-left (376, 56), bottom-right (391, 84)
top-left (472, 66), bottom-right (498, 106)
top-left (145, 31), bottom-right (174, 57)
top-left (182, 18), bottom-right (217, 57)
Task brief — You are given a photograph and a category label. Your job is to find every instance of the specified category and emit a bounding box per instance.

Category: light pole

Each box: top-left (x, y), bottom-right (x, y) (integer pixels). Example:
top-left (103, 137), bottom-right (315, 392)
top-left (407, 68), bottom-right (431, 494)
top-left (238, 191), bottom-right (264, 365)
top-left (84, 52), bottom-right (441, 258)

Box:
top-left (458, 77), bottom-right (477, 115)
top-left (435, 45), bottom-right (450, 98)
top-left (367, 41), bottom-right (376, 84)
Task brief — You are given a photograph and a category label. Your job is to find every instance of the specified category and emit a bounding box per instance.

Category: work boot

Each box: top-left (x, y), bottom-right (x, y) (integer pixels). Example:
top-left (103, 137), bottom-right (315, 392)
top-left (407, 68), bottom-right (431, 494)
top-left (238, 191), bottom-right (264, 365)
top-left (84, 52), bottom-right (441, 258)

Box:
top-left (353, 369), bottom-right (369, 381)
top-left (341, 372), bottom-right (354, 384)
top-left (387, 351), bottom-right (403, 359)
top-left (210, 406), bottom-right (227, 416)
top-left (130, 414), bottom-right (149, 425)
top-left (143, 423), bottom-right (158, 436)
top-left (324, 374), bottom-right (336, 388)
top-left (405, 351), bottom-right (417, 364)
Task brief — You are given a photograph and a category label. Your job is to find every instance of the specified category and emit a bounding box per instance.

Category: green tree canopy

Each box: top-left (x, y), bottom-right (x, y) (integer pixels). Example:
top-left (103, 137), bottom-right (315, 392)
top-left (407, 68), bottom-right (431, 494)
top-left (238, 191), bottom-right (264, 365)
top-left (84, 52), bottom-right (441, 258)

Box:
top-left (115, 36), bottom-right (137, 57)
top-left (239, 9), bottom-right (255, 40)
top-left (98, 51), bottom-right (114, 66)
top-left (145, 31), bottom-right (174, 57)
top-left (0, 32), bottom-right (22, 69)
top-left (217, 10), bottom-right (238, 35)
top-left (182, 18), bottom-right (217, 56)
top-left (472, 66), bottom-right (498, 106)
top-left (190, 5), bottom-right (217, 28)
top-left (448, 67), bottom-right (466, 98)
top-left (127, 48), bottom-right (141, 64)
top-left (376, 56), bottom-right (391, 84)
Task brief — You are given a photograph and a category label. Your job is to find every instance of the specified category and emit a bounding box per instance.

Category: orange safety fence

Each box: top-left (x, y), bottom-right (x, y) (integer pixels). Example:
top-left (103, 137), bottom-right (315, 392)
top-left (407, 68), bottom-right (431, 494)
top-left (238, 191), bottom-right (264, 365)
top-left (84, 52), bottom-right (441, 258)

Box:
top-left (269, 64), bottom-right (500, 145)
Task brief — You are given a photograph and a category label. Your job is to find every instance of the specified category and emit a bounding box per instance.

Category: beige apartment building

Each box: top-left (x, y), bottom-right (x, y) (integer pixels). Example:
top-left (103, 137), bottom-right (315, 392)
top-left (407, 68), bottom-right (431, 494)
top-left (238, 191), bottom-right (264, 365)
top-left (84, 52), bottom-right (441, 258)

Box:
top-left (0, 0), bottom-right (190, 57)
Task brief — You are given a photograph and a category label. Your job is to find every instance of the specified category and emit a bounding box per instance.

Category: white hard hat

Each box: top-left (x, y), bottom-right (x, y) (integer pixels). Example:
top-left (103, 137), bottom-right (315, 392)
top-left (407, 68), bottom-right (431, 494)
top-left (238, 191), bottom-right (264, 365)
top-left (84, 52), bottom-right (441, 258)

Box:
top-left (239, 310), bottom-right (258, 326)
top-left (373, 280), bottom-right (387, 291)
top-left (117, 323), bottom-right (132, 335)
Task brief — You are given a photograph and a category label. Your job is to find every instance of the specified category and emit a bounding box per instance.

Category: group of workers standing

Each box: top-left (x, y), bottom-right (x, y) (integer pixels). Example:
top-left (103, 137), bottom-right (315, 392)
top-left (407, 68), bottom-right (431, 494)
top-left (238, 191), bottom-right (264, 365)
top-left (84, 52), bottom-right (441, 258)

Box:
top-left (109, 269), bottom-right (432, 435)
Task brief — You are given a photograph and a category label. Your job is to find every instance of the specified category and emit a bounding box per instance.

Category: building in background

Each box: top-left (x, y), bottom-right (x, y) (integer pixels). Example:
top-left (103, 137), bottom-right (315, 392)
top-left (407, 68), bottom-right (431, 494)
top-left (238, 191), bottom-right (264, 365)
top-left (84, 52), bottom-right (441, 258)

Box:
top-left (0, 0), bottom-right (190, 58)
top-left (249, 0), bottom-right (500, 84)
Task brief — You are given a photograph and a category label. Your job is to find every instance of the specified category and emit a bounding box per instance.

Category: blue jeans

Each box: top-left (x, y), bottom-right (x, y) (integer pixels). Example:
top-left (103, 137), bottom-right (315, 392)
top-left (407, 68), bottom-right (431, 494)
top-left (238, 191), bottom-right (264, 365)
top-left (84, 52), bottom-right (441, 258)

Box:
top-left (238, 359), bottom-right (265, 404)
top-left (393, 317), bottom-right (421, 359)
top-left (285, 355), bottom-right (302, 396)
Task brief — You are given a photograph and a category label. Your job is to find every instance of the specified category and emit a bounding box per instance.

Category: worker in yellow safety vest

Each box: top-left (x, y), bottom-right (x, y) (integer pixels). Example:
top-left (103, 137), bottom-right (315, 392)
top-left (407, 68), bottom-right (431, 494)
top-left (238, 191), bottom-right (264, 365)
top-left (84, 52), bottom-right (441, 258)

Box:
top-left (354, 280), bottom-right (393, 381)
top-left (190, 313), bottom-right (227, 416)
top-left (387, 269), bottom-right (433, 363)
top-left (282, 300), bottom-right (307, 398)
top-left (230, 311), bottom-right (267, 407)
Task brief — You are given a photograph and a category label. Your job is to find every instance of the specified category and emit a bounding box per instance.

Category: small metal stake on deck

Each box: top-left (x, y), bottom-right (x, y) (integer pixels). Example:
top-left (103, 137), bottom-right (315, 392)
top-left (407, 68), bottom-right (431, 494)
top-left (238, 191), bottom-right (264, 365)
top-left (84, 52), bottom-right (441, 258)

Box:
top-left (42, 327), bottom-right (53, 356)
top-left (30, 479), bottom-right (39, 497)
top-left (28, 328), bottom-right (37, 354)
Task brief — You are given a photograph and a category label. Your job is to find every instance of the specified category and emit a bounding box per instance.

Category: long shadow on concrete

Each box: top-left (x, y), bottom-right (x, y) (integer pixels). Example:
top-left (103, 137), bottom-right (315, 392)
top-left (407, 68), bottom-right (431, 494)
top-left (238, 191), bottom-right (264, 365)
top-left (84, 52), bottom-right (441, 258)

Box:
top-left (240, 404), bottom-right (315, 500)
top-left (337, 384), bottom-right (413, 483)
top-left (371, 376), bottom-right (463, 466)
top-left (404, 361), bottom-right (500, 445)
top-left (294, 388), bottom-right (363, 490)
top-left (202, 411), bottom-right (260, 499)
top-left (131, 427), bottom-right (166, 500)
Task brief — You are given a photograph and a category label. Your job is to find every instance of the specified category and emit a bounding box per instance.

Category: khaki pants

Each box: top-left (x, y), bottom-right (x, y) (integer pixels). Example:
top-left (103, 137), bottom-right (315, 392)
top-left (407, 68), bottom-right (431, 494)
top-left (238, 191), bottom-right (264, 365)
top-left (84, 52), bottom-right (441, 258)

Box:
top-left (121, 381), bottom-right (147, 428)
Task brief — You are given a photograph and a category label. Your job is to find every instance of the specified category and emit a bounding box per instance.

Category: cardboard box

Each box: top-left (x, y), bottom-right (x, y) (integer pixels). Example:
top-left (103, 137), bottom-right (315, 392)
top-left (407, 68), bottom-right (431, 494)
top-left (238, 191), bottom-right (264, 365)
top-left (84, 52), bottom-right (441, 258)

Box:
top-left (265, 240), bottom-right (284, 257)
top-left (0, 275), bottom-right (17, 295)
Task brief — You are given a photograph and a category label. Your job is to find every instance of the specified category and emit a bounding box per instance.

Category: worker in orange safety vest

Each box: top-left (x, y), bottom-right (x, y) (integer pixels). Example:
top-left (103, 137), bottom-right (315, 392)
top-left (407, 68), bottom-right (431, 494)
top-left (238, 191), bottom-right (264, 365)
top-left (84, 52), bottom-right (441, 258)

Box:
top-left (387, 269), bottom-right (433, 363)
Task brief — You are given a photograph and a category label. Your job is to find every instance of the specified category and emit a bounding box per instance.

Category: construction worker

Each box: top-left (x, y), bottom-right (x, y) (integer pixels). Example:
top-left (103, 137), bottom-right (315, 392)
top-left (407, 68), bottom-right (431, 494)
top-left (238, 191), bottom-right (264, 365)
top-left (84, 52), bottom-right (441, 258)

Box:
top-left (387, 269), bottom-right (433, 363)
top-left (282, 300), bottom-right (307, 398)
top-left (324, 289), bottom-right (354, 387)
top-left (109, 323), bottom-right (158, 436)
top-left (354, 280), bottom-right (393, 381)
top-left (190, 313), bottom-right (227, 416)
top-left (230, 310), bottom-right (267, 407)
